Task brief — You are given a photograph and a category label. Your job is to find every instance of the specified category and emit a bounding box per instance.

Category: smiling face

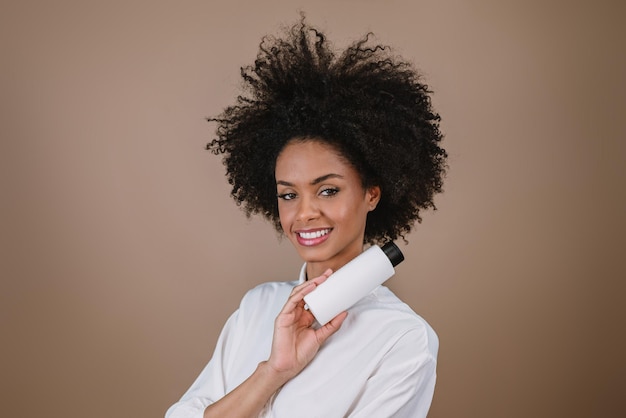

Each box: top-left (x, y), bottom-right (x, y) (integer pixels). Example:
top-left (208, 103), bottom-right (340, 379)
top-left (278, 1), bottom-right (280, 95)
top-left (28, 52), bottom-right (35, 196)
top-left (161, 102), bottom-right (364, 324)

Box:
top-left (275, 139), bottom-right (380, 279)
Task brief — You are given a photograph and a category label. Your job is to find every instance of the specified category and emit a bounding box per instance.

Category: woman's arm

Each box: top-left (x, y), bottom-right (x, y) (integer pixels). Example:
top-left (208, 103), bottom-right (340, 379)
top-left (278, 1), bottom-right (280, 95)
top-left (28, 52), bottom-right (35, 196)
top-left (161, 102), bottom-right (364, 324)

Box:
top-left (202, 269), bottom-right (348, 418)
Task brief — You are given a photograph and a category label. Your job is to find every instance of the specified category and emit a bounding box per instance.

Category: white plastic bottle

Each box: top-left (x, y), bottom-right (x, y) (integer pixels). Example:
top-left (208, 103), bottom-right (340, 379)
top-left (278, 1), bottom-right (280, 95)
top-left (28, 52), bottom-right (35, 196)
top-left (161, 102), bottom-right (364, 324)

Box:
top-left (303, 242), bottom-right (404, 325)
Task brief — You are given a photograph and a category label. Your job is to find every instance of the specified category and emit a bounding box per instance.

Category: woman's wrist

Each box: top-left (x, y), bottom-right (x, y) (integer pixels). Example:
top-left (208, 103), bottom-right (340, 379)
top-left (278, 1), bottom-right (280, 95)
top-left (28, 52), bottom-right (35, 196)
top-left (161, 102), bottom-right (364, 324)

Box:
top-left (202, 361), bottom-right (291, 418)
top-left (256, 360), bottom-right (293, 391)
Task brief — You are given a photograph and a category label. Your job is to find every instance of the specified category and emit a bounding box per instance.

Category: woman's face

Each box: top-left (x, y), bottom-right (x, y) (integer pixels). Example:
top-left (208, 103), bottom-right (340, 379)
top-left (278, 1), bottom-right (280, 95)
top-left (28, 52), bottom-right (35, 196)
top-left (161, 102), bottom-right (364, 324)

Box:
top-left (275, 139), bottom-right (380, 278)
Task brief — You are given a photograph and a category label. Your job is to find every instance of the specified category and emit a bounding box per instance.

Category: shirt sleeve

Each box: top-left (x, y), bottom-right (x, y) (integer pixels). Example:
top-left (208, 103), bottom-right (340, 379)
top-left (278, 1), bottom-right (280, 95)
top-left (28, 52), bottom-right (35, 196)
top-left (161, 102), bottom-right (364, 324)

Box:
top-left (348, 329), bottom-right (438, 418)
top-left (164, 310), bottom-right (240, 418)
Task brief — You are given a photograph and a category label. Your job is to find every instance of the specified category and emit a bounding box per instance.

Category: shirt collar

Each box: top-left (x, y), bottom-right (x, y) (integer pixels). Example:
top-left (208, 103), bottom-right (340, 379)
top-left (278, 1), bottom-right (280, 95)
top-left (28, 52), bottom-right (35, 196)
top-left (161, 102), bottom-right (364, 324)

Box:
top-left (298, 263), bottom-right (307, 284)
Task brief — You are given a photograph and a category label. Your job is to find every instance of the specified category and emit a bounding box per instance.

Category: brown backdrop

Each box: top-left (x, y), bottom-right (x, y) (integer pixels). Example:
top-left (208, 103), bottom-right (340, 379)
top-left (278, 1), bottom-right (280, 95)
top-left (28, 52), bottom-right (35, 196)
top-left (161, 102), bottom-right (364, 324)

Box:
top-left (1, 1), bottom-right (624, 417)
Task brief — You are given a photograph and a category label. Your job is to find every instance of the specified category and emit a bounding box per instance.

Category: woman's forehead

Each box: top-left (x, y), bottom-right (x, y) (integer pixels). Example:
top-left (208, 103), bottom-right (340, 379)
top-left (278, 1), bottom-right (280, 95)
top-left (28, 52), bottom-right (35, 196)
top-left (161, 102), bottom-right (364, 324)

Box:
top-left (275, 140), bottom-right (358, 183)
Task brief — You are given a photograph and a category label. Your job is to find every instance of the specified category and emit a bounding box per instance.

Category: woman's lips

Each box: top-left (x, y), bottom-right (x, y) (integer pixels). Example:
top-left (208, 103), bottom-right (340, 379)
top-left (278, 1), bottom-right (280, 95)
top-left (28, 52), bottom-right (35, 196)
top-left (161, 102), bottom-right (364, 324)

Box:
top-left (295, 228), bottom-right (332, 246)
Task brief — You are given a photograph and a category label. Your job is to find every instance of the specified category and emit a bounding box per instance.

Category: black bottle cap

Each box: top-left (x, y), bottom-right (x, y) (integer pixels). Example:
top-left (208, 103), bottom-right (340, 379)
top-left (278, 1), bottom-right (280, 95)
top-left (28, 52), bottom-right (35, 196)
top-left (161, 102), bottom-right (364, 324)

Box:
top-left (381, 242), bottom-right (404, 267)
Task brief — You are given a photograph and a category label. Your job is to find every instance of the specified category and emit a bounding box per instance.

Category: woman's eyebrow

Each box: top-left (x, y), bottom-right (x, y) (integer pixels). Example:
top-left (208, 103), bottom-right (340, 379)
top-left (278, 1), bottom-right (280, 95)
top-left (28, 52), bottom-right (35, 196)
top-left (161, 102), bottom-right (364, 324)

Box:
top-left (276, 173), bottom-right (344, 187)
top-left (311, 173), bottom-right (343, 185)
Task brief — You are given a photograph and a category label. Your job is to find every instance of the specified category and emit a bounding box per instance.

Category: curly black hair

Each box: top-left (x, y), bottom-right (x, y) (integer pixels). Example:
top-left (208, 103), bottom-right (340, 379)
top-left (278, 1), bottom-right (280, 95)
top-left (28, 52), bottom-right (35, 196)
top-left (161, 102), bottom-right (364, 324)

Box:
top-left (207, 19), bottom-right (447, 244)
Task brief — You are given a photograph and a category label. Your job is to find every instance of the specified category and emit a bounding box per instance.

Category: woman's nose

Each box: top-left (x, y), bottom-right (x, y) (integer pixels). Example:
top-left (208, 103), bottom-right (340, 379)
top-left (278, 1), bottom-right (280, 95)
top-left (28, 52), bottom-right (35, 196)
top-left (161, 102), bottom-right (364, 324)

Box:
top-left (296, 195), bottom-right (319, 222)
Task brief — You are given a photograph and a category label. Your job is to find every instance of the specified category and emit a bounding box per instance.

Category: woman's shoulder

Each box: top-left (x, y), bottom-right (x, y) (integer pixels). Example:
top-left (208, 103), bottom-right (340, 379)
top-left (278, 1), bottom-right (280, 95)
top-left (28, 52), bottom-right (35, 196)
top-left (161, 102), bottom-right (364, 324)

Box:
top-left (237, 279), bottom-right (298, 314)
top-left (351, 286), bottom-right (439, 356)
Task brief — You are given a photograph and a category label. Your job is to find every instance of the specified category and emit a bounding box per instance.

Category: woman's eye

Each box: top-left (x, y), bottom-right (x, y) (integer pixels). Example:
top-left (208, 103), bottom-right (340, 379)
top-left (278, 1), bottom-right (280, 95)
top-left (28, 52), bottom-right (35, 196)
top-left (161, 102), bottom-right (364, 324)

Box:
top-left (277, 192), bottom-right (296, 201)
top-left (320, 188), bottom-right (339, 197)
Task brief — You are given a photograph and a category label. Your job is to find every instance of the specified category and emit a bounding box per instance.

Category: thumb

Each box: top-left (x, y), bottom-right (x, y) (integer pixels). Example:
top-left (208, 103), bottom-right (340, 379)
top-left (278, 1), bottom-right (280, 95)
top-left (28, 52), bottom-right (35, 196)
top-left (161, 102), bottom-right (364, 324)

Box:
top-left (314, 311), bottom-right (348, 344)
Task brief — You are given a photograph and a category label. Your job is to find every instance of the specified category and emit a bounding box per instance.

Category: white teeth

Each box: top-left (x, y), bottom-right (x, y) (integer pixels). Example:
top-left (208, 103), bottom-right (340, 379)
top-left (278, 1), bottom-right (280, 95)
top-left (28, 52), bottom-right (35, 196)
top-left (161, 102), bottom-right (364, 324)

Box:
top-left (299, 229), bottom-right (330, 239)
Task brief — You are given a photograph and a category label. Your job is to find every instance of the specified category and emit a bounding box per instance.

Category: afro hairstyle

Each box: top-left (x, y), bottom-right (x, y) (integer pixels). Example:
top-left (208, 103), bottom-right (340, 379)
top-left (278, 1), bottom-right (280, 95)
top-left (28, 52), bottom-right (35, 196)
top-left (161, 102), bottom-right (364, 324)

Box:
top-left (207, 18), bottom-right (447, 244)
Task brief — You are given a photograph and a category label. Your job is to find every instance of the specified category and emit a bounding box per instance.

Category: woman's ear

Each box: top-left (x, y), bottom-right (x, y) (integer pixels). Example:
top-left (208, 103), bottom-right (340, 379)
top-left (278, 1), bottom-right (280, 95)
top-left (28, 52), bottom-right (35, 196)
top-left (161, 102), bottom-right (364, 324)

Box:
top-left (366, 186), bottom-right (381, 211)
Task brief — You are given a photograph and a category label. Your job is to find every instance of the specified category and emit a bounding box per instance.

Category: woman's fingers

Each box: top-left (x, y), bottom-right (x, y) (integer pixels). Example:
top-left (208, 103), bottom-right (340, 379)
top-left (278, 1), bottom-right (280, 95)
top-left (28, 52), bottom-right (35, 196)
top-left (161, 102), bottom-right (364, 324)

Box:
top-left (281, 269), bottom-right (334, 314)
top-left (268, 270), bottom-right (345, 378)
top-left (280, 283), bottom-right (314, 313)
top-left (308, 269), bottom-right (333, 286)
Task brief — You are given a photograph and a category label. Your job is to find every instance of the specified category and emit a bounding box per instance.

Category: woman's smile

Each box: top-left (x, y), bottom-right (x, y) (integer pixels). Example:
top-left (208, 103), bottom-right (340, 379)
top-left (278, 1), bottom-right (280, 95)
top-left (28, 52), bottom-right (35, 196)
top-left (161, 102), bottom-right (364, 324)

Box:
top-left (295, 228), bottom-right (333, 246)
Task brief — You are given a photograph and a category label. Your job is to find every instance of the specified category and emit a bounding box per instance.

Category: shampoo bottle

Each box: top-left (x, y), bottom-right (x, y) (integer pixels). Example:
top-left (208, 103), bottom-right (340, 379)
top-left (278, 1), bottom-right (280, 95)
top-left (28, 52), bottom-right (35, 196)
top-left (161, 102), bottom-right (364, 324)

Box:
top-left (303, 242), bottom-right (404, 325)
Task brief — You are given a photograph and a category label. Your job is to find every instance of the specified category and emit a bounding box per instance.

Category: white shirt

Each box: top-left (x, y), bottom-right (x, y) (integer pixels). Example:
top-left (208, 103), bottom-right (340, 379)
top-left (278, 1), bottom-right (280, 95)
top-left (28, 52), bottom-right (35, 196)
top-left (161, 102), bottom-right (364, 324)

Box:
top-left (166, 265), bottom-right (438, 418)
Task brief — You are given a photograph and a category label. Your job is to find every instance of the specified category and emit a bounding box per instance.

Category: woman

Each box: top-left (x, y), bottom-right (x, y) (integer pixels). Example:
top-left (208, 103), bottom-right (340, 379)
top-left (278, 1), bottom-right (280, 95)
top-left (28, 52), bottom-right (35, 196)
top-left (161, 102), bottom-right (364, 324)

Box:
top-left (166, 19), bottom-right (447, 418)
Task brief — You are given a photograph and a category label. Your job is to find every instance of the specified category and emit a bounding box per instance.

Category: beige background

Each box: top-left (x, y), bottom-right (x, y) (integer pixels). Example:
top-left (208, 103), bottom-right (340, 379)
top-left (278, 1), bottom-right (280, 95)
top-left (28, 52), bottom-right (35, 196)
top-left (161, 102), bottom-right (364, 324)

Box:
top-left (1, 1), bottom-right (624, 417)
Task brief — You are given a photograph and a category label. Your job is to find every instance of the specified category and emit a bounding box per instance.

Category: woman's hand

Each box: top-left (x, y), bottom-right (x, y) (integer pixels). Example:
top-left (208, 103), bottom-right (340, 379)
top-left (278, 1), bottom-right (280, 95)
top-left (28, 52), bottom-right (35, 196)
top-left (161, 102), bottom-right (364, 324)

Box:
top-left (266, 269), bottom-right (348, 382)
top-left (201, 270), bottom-right (347, 418)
